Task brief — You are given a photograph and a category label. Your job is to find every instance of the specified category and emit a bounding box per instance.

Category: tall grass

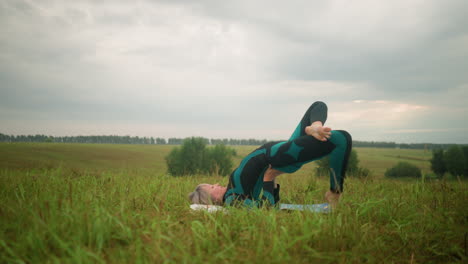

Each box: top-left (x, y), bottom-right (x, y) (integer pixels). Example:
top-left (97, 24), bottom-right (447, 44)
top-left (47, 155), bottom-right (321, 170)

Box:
top-left (0, 143), bottom-right (466, 263)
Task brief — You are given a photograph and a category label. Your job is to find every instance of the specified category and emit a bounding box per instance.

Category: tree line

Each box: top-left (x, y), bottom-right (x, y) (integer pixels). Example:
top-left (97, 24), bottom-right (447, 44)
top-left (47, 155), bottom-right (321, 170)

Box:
top-left (167, 137), bottom-right (268, 146)
top-left (0, 133), bottom-right (269, 146)
top-left (0, 133), bottom-right (463, 149)
top-left (352, 140), bottom-right (457, 150)
top-left (0, 133), bottom-right (168, 145)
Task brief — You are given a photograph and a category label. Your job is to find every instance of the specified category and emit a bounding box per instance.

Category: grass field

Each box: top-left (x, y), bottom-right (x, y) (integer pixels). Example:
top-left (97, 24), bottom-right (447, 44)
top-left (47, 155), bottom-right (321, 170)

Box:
top-left (0, 143), bottom-right (466, 263)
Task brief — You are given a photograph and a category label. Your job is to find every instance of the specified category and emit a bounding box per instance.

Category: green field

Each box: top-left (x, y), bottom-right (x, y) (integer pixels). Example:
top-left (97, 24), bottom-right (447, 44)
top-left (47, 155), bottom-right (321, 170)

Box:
top-left (0, 143), bottom-right (466, 263)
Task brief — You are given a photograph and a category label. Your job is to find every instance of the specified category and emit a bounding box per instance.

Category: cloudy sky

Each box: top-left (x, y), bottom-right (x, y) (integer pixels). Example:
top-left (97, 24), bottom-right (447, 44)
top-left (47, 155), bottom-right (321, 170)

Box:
top-left (1, 0), bottom-right (468, 143)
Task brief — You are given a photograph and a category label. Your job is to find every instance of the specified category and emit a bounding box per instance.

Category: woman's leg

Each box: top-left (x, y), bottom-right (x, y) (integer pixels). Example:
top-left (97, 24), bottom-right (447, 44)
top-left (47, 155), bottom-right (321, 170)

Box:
top-left (289, 101), bottom-right (328, 140)
top-left (268, 135), bottom-right (334, 173)
top-left (267, 130), bottom-right (352, 193)
top-left (288, 102), bottom-right (351, 192)
top-left (268, 101), bottom-right (330, 173)
top-left (327, 130), bottom-right (352, 193)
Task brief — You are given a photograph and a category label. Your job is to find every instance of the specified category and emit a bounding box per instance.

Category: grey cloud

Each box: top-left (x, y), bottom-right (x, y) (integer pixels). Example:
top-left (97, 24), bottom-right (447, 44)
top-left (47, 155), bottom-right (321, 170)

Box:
top-left (1, 0), bottom-right (467, 143)
top-left (181, 1), bottom-right (468, 94)
top-left (2, 0), bottom-right (35, 14)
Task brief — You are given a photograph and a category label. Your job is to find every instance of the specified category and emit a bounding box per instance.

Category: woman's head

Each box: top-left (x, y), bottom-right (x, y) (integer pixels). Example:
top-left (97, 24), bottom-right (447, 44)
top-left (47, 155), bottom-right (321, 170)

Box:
top-left (188, 183), bottom-right (226, 205)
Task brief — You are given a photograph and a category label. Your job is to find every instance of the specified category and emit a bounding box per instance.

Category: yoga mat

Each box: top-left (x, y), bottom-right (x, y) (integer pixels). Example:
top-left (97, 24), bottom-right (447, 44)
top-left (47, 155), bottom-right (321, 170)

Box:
top-left (190, 203), bottom-right (330, 213)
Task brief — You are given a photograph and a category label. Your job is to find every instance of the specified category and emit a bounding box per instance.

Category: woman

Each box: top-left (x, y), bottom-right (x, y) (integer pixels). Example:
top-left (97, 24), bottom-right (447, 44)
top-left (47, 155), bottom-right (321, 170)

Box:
top-left (188, 101), bottom-right (352, 207)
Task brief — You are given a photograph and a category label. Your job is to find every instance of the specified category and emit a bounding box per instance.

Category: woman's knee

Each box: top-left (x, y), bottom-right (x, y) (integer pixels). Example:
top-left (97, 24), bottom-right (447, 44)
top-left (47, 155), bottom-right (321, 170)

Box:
top-left (336, 130), bottom-right (352, 144)
top-left (330, 130), bottom-right (352, 147)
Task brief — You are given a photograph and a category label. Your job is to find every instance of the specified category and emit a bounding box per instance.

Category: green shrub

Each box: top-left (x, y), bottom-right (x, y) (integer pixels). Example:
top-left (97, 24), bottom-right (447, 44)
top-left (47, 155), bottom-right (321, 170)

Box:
top-left (430, 149), bottom-right (446, 178)
top-left (430, 145), bottom-right (468, 178)
top-left (423, 172), bottom-right (439, 179)
top-left (349, 167), bottom-right (372, 178)
top-left (463, 146), bottom-right (468, 177)
top-left (385, 162), bottom-right (422, 178)
top-left (444, 145), bottom-right (465, 177)
top-left (166, 147), bottom-right (184, 176)
top-left (205, 144), bottom-right (234, 176)
top-left (315, 149), bottom-right (371, 178)
top-left (165, 137), bottom-right (234, 176)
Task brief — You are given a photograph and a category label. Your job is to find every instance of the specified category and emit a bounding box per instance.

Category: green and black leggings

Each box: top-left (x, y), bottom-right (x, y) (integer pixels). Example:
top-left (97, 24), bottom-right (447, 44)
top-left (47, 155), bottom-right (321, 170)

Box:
top-left (223, 101), bottom-right (352, 207)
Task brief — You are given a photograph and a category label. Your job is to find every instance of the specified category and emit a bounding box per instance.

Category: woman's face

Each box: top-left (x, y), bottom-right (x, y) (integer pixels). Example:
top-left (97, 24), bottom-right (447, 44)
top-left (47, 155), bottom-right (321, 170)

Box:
top-left (203, 184), bottom-right (225, 203)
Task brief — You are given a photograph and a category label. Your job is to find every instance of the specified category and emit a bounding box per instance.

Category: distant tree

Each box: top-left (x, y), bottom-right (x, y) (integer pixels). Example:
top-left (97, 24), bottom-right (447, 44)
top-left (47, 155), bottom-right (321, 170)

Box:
top-left (444, 145), bottom-right (465, 177)
top-left (1, 133), bottom-right (11, 142)
top-left (399, 143), bottom-right (411, 149)
top-left (385, 162), bottom-right (422, 178)
top-left (168, 138), bottom-right (185, 145)
top-left (155, 138), bottom-right (166, 144)
top-left (430, 149), bottom-right (446, 177)
top-left (353, 141), bottom-right (393, 148)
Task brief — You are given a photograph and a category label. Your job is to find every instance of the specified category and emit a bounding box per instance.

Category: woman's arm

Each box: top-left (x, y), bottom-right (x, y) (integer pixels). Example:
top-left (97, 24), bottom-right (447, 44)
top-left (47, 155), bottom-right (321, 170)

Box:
top-left (263, 165), bottom-right (283, 183)
top-left (263, 166), bottom-right (283, 204)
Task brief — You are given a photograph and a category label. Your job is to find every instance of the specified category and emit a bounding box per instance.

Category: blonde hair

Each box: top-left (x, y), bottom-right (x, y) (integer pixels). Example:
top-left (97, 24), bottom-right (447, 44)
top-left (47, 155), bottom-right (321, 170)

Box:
top-left (188, 184), bottom-right (212, 205)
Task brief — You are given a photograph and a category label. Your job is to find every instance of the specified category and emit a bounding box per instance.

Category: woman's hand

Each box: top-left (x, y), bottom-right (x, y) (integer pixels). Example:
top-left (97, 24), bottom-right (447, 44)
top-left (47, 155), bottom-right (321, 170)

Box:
top-left (305, 121), bottom-right (332, 141)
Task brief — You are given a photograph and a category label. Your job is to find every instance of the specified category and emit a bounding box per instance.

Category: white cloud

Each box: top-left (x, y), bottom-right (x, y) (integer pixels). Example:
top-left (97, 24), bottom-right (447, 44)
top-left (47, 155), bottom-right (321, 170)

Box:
top-left (386, 128), bottom-right (468, 134)
top-left (328, 100), bottom-right (429, 129)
